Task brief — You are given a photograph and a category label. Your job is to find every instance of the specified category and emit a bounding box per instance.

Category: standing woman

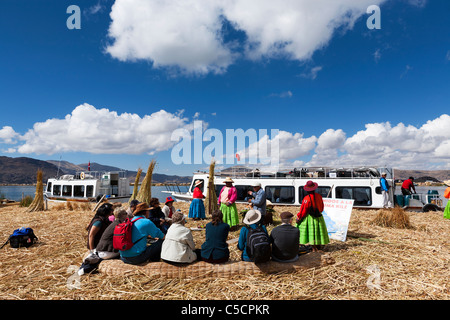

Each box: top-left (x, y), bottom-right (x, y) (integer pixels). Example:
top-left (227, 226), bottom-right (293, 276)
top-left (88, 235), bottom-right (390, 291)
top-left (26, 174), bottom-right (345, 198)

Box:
top-left (444, 180), bottom-right (450, 220)
top-left (296, 181), bottom-right (329, 252)
top-left (189, 180), bottom-right (206, 220)
top-left (86, 203), bottom-right (114, 252)
top-left (218, 177), bottom-right (239, 229)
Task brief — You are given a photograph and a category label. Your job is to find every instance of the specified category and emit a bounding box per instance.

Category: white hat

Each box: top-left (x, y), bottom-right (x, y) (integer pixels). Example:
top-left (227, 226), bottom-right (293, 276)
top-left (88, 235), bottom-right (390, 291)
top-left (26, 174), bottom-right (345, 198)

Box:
top-left (243, 209), bottom-right (262, 225)
top-left (194, 180), bottom-right (203, 187)
top-left (223, 177), bottom-right (234, 183)
top-left (252, 181), bottom-right (261, 187)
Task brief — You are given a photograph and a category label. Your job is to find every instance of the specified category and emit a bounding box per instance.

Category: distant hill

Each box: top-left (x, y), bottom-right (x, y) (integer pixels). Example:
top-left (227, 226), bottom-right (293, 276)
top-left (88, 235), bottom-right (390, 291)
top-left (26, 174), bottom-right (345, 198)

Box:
top-left (394, 169), bottom-right (450, 182)
top-left (0, 156), bottom-right (61, 184)
top-left (0, 156), bottom-right (192, 185)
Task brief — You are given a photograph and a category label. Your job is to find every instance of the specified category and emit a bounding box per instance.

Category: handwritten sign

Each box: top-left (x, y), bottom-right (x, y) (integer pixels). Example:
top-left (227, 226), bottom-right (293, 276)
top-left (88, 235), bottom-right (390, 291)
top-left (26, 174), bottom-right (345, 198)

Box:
top-left (322, 198), bottom-right (354, 242)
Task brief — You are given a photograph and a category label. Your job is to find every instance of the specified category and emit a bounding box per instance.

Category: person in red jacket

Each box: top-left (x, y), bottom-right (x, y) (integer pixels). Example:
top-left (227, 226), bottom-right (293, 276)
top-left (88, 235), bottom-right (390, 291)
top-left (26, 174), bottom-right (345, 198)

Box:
top-left (189, 180), bottom-right (206, 220)
top-left (296, 181), bottom-right (329, 252)
top-left (401, 177), bottom-right (416, 195)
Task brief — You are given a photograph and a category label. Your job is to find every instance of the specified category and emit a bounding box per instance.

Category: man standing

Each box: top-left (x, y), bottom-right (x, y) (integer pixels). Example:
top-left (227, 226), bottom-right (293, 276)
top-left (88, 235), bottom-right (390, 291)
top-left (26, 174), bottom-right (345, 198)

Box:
top-left (401, 177), bottom-right (416, 195)
top-left (247, 182), bottom-right (266, 223)
top-left (380, 172), bottom-right (393, 208)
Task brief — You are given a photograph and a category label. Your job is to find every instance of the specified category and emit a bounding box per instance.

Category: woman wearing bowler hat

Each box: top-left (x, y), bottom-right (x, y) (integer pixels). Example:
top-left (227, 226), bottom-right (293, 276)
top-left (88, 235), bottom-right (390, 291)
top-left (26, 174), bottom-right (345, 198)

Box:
top-left (296, 180), bottom-right (329, 252)
top-left (218, 177), bottom-right (239, 228)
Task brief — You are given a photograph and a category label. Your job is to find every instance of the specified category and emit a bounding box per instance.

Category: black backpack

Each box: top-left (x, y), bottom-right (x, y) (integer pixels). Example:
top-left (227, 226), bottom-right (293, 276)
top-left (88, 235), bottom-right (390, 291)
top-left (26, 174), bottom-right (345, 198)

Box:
top-left (1, 227), bottom-right (38, 249)
top-left (307, 194), bottom-right (322, 218)
top-left (246, 226), bottom-right (271, 263)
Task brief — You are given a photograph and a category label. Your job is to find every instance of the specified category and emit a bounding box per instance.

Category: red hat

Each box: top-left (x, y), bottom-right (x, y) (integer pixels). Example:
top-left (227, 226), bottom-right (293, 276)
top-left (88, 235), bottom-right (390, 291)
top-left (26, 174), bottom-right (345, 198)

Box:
top-left (304, 180), bottom-right (318, 192)
top-left (165, 196), bottom-right (174, 204)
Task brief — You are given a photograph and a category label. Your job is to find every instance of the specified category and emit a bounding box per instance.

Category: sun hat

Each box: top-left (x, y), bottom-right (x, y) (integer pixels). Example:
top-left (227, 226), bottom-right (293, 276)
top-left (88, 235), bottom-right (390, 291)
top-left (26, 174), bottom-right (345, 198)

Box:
top-left (172, 211), bottom-right (187, 224)
top-left (134, 202), bottom-right (150, 215)
top-left (252, 181), bottom-right (261, 187)
top-left (304, 180), bottom-right (318, 192)
top-left (280, 211), bottom-right (293, 220)
top-left (194, 180), bottom-right (203, 187)
top-left (243, 209), bottom-right (261, 225)
top-left (223, 177), bottom-right (234, 184)
top-left (165, 196), bottom-right (175, 204)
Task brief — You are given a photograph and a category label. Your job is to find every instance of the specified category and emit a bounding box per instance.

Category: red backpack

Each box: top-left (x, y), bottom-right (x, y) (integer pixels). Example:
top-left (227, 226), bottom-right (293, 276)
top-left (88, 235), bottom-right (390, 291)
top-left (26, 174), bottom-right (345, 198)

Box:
top-left (113, 217), bottom-right (145, 251)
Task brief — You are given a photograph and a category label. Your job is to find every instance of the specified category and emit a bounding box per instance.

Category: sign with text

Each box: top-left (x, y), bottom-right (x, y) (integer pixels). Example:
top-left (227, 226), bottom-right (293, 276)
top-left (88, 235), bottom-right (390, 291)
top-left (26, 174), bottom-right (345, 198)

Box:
top-left (322, 198), bottom-right (354, 242)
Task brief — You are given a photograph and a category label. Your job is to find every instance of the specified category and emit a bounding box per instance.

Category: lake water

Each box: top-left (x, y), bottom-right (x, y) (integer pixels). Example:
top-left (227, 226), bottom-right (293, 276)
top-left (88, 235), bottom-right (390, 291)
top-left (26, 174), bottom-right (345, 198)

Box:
top-left (0, 185), bottom-right (189, 203)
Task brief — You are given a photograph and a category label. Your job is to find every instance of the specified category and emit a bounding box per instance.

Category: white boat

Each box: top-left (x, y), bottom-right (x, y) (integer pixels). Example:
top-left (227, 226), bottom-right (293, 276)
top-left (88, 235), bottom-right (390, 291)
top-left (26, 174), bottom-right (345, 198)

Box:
top-left (44, 171), bottom-right (131, 203)
top-left (165, 166), bottom-right (444, 212)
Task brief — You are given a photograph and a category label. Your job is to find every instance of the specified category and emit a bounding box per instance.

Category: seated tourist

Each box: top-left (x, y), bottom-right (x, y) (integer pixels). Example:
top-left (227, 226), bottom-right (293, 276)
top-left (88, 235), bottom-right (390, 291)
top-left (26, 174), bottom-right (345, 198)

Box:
top-left (149, 197), bottom-right (170, 234)
top-left (201, 210), bottom-right (230, 264)
top-left (119, 203), bottom-right (165, 265)
top-left (269, 212), bottom-right (300, 262)
top-left (86, 203), bottom-right (114, 252)
top-left (162, 196), bottom-right (175, 223)
top-left (94, 207), bottom-right (128, 260)
top-left (161, 211), bottom-right (200, 265)
top-left (126, 199), bottom-right (140, 218)
top-left (237, 209), bottom-right (269, 262)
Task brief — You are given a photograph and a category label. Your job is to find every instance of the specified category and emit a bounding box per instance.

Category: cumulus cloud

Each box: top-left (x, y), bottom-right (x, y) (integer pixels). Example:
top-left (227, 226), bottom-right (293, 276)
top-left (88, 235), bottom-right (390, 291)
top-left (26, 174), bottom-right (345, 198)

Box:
top-left (8, 103), bottom-right (195, 155)
top-left (105, 0), bottom-right (386, 75)
top-left (0, 126), bottom-right (19, 144)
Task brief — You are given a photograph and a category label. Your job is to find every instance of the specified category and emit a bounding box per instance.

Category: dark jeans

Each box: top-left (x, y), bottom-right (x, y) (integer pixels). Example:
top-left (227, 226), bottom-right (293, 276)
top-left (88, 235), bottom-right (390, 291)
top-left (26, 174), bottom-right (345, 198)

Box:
top-left (401, 188), bottom-right (412, 196)
top-left (120, 239), bottom-right (163, 265)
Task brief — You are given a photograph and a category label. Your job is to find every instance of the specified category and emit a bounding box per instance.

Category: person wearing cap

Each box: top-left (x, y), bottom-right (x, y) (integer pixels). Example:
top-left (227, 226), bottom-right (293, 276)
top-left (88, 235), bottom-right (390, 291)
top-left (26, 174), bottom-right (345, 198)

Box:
top-left (237, 209), bottom-right (268, 261)
top-left (119, 202), bottom-right (166, 265)
top-left (218, 177), bottom-right (239, 228)
top-left (269, 212), bottom-right (299, 262)
top-left (296, 181), bottom-right (329, 252)
top-left (161, 211), bottom-right (200, 265)
top-left (247, 181), bottom-right (267, 224)
top-left (189, 180), bottom-right (206, 220)
top-left (380, 172), bottom-right (393, 208)
top-left (401, 177), bottom-right (416, 196)
top-left (126, 199), bottom-right (140, 219)
top-left (162, 196), bottom-right (176, 223)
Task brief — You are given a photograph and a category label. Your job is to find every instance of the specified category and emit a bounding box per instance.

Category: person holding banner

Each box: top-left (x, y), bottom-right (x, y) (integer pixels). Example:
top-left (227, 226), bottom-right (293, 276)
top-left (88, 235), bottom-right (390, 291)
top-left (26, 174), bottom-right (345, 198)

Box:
top-left (296, 180), bottom-right (329, 252)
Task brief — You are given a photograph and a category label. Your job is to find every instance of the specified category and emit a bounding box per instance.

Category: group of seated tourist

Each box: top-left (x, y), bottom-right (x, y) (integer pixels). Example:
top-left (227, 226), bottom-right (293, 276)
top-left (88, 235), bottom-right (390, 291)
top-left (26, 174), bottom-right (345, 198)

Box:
top-left (83, 180), bottom-right (327, 272)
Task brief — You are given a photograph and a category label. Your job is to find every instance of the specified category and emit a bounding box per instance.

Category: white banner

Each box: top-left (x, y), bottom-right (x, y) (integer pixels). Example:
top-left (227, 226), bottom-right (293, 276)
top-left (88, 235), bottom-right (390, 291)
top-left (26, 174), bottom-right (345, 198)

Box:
top-left (322, 198), bottom-right (354, 242)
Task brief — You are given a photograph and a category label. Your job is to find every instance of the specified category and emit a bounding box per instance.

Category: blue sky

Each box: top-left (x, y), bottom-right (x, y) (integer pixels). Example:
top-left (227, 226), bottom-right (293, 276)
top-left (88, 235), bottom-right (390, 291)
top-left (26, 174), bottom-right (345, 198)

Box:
top-left (1, 0), bottom-right (449, 176)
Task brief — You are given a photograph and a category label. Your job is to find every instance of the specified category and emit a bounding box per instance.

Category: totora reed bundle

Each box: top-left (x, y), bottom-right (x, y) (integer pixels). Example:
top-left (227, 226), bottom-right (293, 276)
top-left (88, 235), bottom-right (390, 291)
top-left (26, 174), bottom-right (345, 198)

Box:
top-left (136, 160), bottom-right (156, 204)
top-left (129, 168), bottom-right (143, 203)
top-left (370, 206), bottom-right (414, 229)
top-left (27, 169), bottom-right (45, 212)
top-left (204, 160), bottom-right (218, 217)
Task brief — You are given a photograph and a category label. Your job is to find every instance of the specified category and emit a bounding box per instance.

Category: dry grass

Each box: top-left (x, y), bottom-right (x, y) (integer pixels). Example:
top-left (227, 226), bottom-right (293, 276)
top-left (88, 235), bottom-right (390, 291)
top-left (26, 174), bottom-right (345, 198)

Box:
top-left (0, 201), bottom-right (449, 300)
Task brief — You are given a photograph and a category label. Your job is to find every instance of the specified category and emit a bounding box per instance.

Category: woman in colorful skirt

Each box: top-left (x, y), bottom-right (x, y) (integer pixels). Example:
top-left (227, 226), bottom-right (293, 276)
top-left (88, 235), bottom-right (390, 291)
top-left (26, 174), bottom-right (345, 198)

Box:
top-left (296, 180), bottom-right (329, 252)
top-left (189, 180), bottom-right (206, 220)
top-left (218, 177), bottom-right (239, 229)
top-left (444, 181), bottom-right (450, 220)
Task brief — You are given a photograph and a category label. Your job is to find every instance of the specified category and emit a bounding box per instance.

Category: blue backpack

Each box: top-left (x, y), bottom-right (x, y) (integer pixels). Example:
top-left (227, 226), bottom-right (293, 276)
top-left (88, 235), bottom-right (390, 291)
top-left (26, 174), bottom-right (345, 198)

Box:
top-left (1, 227), bottom-right (38, 249)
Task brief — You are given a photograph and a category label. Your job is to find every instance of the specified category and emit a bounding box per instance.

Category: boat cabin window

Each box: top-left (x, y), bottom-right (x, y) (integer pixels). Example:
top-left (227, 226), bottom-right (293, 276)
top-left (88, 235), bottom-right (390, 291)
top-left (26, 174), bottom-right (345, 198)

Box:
top-left (235, 185), bottom-right (253, 201)
top-left (190, 179), bottom-right (205, 193)
top-left (299, 186), bottom-right (331, 201)
top-left (46, 182), bottom-right (52, 193)
top-left (74, 185), bottom-right (85, 197)
top-left (62, 185), bottom-right (72, 197)
top-left (53, 185), bottom-right (61, 196)
top-left (265, 186), bottom-right (295, 204)
top-left (336, 187), bottom-right (372, 206)
top-left (215, 184), bottom-right (224, 198)
top-left (86, 185), bottom-right (94, 197)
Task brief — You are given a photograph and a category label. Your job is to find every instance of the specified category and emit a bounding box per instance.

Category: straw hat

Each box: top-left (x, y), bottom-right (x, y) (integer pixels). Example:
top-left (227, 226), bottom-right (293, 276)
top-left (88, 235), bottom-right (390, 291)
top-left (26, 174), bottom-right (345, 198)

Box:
top-left (194, 180), bottom-right (203, 187)
top-left (304, 180), bottom-right (318, 192)
top-left (134, 203), bottom-right (150, 215)
top-left (243, 209), bottom-right (261, 225)
top-left (223, 177), bottom-right (234, 184)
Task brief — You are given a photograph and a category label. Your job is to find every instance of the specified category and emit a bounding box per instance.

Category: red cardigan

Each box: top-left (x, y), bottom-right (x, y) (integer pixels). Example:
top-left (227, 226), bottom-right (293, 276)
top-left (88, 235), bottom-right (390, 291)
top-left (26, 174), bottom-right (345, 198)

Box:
top-left (193, 187), bottom-right (205, 199)
top-left (297, 193), bottom-right (324, 221)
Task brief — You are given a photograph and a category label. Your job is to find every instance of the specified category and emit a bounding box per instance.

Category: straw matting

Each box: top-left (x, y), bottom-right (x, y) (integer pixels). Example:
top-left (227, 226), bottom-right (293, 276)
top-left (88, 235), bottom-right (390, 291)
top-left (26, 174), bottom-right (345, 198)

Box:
top-left (98, 252), bottom-right (330, 278)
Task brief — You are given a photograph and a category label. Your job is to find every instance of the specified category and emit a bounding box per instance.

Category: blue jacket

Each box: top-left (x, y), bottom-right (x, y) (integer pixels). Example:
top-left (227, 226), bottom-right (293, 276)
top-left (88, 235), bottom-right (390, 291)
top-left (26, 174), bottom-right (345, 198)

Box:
top-left (250, 188), bottom-right (266, 215)
top-left (380, 177), bottom-right (390, 191)
top-left (201, 222), bottom-right (230, 261)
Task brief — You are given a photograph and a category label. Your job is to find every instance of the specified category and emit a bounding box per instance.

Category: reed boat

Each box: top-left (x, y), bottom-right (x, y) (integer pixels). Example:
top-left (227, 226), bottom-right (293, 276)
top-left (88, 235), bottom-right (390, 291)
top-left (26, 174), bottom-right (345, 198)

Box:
top-left (164, 166), bottom-right (444, 212)
top-left (44, 170), bottom-right (131, 203)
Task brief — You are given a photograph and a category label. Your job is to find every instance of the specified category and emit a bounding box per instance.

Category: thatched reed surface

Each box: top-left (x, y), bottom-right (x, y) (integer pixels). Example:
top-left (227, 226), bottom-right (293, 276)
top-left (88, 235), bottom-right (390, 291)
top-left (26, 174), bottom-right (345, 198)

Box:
top-left (0, 201), bottom-right (449, 300)
top-left (98, 252), bottom-right (328, 278)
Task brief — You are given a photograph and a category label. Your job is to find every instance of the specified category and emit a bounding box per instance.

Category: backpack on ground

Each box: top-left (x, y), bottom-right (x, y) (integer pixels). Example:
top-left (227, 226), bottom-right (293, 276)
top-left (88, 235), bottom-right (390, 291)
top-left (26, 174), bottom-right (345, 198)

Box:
top-left (308, 194), bottom-right (322, 218)
top-left (246, 226), bottom-right (271, 263)
top-left (1, 227), bottom-right (38, 249)
top-left (113, 217), bottom-right (145, 251)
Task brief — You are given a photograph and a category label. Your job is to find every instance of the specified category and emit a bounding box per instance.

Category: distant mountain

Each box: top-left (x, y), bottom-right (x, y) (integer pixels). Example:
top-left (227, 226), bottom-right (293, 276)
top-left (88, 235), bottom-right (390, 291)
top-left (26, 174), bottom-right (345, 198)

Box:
top-left (0, 156), bottom-right (61, 184)
top-left (0, 156), bottom-right (192, 185)
top-left (394, 169), bottom-right (450, 182)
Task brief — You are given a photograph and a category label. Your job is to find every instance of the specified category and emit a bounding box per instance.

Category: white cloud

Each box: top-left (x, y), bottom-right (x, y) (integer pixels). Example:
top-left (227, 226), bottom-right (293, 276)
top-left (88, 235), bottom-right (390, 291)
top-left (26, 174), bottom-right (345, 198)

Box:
top-left (299, 66), bottom-right (323, 80)
top-left (106, 0), bottom-right (386, 75)
top-left (10, 103), bottom-right (196, 156)
top-left (0, 126), bottom-right (19, 144)
top-left (269, 90), bottom-right (293, 98)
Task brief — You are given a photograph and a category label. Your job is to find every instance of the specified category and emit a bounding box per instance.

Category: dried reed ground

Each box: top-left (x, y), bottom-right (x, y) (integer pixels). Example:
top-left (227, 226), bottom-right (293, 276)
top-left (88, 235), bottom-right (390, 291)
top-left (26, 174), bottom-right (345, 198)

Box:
top-left (0, 201), bottom-right (448, 300)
